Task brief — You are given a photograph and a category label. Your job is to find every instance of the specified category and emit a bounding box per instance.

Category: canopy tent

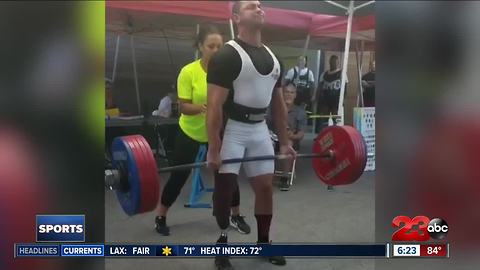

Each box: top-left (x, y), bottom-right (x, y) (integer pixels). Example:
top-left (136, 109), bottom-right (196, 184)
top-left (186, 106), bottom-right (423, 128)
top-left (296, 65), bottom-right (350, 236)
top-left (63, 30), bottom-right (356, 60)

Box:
top-left (106, 1), bottom-right (374, 49)
top-left (106, 1), bottom-right (375, 117)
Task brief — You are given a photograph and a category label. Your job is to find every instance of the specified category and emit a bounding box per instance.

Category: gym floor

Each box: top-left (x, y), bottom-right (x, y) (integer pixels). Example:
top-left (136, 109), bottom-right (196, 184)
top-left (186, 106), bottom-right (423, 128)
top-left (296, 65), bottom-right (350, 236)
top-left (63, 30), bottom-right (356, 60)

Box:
top-left (105, 133), bottom-right (375, 270)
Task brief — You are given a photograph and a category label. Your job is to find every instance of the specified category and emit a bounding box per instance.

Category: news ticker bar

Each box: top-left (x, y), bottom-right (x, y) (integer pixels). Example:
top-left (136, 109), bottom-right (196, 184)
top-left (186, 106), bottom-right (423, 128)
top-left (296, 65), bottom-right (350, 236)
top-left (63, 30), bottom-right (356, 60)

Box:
top-left (14, 243), bottom-right (449, 258)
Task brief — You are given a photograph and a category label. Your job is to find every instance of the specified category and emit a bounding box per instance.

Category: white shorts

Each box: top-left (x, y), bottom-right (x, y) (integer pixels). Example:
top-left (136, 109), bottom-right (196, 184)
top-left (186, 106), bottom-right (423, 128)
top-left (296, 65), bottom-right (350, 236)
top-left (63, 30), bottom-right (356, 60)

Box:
top-left (219, 119), bottom-right (274, 178)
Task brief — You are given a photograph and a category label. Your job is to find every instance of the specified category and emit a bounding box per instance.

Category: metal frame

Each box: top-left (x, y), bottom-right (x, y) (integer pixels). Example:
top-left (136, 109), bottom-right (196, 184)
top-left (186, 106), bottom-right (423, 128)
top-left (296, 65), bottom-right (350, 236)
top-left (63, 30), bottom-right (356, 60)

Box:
top-left (130, 35), bottom-right (141, 114)
top-left (355, 40), bottom-right (365, 107)
top-left (336, 0), bottom-right (354, 126)
top-left (229, 19), bottom-right (235, 39)
top-left (194, 24), bottom-right (200, 60)
top-left (302, 34), bottom-right (311, 57)
top-left (111, 35), bottom-right (120, 82)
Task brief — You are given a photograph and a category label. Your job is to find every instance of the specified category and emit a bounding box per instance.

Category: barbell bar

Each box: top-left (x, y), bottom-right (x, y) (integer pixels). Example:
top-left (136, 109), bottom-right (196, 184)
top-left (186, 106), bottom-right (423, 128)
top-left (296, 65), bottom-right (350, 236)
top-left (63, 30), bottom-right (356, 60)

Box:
top-left (106, 125), bottom-right (369, 216)
top-left (156, 151), bottom-right (335, 173)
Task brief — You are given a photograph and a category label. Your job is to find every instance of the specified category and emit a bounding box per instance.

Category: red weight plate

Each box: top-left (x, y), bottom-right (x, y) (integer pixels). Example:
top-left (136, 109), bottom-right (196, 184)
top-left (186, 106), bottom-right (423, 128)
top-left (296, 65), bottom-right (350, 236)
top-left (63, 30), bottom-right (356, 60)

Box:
top-left (340, 126), bottom-right (365, 185)
top-left (354, 128), bottom-right (367, 181)
top-left (127, 136), bottom-right (158, 214)
top-left (347, 127), bottom-right (365, 183)
top-left (340, 127), bottom-right (359, 185)
top-left (123, 136), bottom-right (156, 214)
top-left (348, 127), bottom-right (367, 183)
top-left (312, 126), bottom-right (359, 186)
top-left (133, 135), bottom-right (160, 213)
top-left (123, 136), bottom-right (149, 214)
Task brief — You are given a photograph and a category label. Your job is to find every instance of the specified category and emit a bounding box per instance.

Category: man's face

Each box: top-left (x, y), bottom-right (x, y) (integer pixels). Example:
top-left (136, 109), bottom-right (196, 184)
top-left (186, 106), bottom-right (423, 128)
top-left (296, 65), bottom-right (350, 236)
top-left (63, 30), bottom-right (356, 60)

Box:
top-left (283, 85), bottom-right (297, 105)
top-left (330, 57), bottom-right (338, 69)
top-left (297, 57), bottom-right (306, 68)
top-left (233, 1), bottom-right (265, 29)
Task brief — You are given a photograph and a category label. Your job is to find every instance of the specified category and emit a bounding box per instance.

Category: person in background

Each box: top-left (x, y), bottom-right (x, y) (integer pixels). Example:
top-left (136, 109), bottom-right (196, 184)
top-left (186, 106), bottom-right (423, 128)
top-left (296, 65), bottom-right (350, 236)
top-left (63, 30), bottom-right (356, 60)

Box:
top-left (284, 55), bottom-right (315, 109)
top-left (157, 91), bottom-right (175, 118)
top-left (362, 60), bottom-right (375, 107)
top-left (315, 55), bottom-right (348, 116)
top-left (155, 25), bottom-right (250, 236)
top-left (267, 83), bottom-right (307, 191)
top-left (313, 54), bottom-right (348, 191)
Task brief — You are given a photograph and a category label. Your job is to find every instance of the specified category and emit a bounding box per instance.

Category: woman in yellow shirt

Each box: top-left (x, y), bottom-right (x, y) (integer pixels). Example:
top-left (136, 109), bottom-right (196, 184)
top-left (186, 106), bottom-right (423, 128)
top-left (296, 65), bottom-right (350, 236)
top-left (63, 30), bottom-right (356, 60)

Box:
top-left (155, 26), bottom-right (250, 236)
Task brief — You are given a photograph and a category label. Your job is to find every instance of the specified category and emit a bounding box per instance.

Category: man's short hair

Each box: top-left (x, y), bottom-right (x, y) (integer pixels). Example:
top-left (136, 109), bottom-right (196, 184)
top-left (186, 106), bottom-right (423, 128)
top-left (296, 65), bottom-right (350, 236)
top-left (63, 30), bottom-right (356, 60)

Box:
top-left (284, 83), bottom-right (297, 91)
top-left (232, 1), bottom-right (245, 16)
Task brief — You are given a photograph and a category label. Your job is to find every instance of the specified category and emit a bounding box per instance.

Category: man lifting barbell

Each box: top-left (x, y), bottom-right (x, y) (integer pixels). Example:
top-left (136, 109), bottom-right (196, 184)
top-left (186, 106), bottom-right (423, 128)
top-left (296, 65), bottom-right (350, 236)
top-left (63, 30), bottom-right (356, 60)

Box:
top-left (206, 1), bottom-right (297, 268)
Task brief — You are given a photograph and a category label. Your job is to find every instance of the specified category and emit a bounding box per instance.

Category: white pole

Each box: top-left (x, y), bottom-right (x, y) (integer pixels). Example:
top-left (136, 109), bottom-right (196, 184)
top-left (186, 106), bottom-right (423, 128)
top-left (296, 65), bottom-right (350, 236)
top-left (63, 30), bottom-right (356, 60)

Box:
top-left (302, 34), bottom-right (311, 57)
top-left (337, 0), bottom-right (354, 126)
top-left (312, 49), bottom-right (321, 133)
top-left (194, 24), bottom-right (200, 60)
top-left (355, 41), bottom-right (364, 107)
top-left (360, 40), bottom-right (365, 105)
top-left (130, 35), bottom-right (141, 114)
top-left (353, 0), bottom-right (375, 11)
top-left (324, 0), bottom-right (349, 11)
top-left (360, 40), bottom-right (365, 74)
top-left (112, 35), bottom-right (120, 82)
top-left (229, 19), bottom-right (235, 39)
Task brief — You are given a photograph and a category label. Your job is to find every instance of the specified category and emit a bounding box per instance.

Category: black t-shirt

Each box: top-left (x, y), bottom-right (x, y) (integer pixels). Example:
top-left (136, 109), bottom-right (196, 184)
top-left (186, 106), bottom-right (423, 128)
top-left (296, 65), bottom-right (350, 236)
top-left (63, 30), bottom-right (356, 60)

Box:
top-left (362, 71), bottom-right (375, 92)
top-left (321, 70), bottom-right (343, 92)
top-left (362, 71), bottom-right (375, 106)
top-left (207, 38), bottom-right (283, 90)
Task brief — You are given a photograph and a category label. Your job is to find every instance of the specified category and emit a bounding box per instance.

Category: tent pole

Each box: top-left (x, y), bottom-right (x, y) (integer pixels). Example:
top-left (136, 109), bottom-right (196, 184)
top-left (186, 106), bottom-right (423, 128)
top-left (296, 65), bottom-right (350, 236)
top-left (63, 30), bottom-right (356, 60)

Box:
top-left (354, 1), bottom-right (374, 11)
top-left (194, 24), bottom-right (200, 60)
top-left (112, 35), bottom-right (120, 82)
top-left (355, 41), bottom-right (364, 107)
top-left (360, 40), bottom-right (365, 106)
top-left (324, 1), bottom-right (349, 11)
top-left (337, 0), bottom-right (354, 126)
top-left (302, 34), bottom-right (311, 57)
top-left (229, 19), bottom-right (235, 39)
top-left (130, 35), bottom-right (141, 115)
top-left (312, 49), bottom-right (321, 133)
top-left (360, 40), bottom-right (365, 74)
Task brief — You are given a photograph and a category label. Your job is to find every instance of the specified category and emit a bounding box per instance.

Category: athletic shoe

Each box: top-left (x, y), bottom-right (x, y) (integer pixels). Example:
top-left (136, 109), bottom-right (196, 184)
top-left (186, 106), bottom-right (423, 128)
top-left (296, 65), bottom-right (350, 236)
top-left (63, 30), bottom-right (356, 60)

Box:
top-left (214, 233), bottom-right (233, 269)
top-left (266, 256), bottom-right (287, 266)
top-left (230, 215), bottom-right (251, 234)
top-left (154, 216), bottom-right (170, 236)
top-left (280, 177), bottom-right (290, 191)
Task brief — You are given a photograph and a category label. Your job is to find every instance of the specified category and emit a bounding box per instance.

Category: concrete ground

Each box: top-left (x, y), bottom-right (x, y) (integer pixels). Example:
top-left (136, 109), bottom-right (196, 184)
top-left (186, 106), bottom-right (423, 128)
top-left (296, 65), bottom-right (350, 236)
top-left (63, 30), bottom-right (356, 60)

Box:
top-left (105, 133), bottom-right (375, 270)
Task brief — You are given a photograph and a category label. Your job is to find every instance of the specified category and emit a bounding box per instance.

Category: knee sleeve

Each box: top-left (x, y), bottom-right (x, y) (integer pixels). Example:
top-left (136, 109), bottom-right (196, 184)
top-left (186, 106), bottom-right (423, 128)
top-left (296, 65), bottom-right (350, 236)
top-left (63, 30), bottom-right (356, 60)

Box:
top-left (231, 181), bottom-right (240, 207)
top-left (213, 172), bottom-right (237, 230)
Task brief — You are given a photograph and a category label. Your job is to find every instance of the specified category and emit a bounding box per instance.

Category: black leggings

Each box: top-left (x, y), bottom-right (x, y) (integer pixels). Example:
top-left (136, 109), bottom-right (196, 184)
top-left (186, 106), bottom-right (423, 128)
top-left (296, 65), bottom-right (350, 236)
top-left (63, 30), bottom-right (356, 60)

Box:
top-left (160, 128), bottom-right (240, 208)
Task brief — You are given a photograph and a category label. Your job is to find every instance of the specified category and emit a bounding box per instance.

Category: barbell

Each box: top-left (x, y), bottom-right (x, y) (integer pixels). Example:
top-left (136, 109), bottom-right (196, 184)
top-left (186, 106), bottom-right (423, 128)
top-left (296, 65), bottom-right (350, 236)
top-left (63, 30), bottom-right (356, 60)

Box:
top-left (105, 125), bottom-right (368, 216)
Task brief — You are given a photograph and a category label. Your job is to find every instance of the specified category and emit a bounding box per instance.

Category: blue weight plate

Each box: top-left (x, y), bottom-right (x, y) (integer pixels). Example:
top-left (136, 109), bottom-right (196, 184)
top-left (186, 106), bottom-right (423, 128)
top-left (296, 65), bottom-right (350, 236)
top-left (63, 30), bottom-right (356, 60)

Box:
top-left (111, 136), bottom-right (141, 215)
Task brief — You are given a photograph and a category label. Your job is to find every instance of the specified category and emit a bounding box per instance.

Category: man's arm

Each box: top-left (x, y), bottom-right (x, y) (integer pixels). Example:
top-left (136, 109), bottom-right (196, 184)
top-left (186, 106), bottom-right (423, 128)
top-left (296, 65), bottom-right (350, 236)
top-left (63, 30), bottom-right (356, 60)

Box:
top-left (282, 68), bottom-right (294, 86)
top-left (312, 71), bottom-right (324, 102)
top-left (271, 86), bottom-right (289, 146)
top-left (308, 70), bottom-right (315, 99)
top-left (206, 84), bottom-right (228, 152)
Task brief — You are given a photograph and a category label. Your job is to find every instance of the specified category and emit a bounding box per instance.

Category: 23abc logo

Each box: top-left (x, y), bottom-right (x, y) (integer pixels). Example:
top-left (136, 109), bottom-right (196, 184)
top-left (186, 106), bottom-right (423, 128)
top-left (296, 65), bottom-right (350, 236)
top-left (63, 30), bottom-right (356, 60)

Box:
top-left (392, 216), bottom-right (449, 241)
